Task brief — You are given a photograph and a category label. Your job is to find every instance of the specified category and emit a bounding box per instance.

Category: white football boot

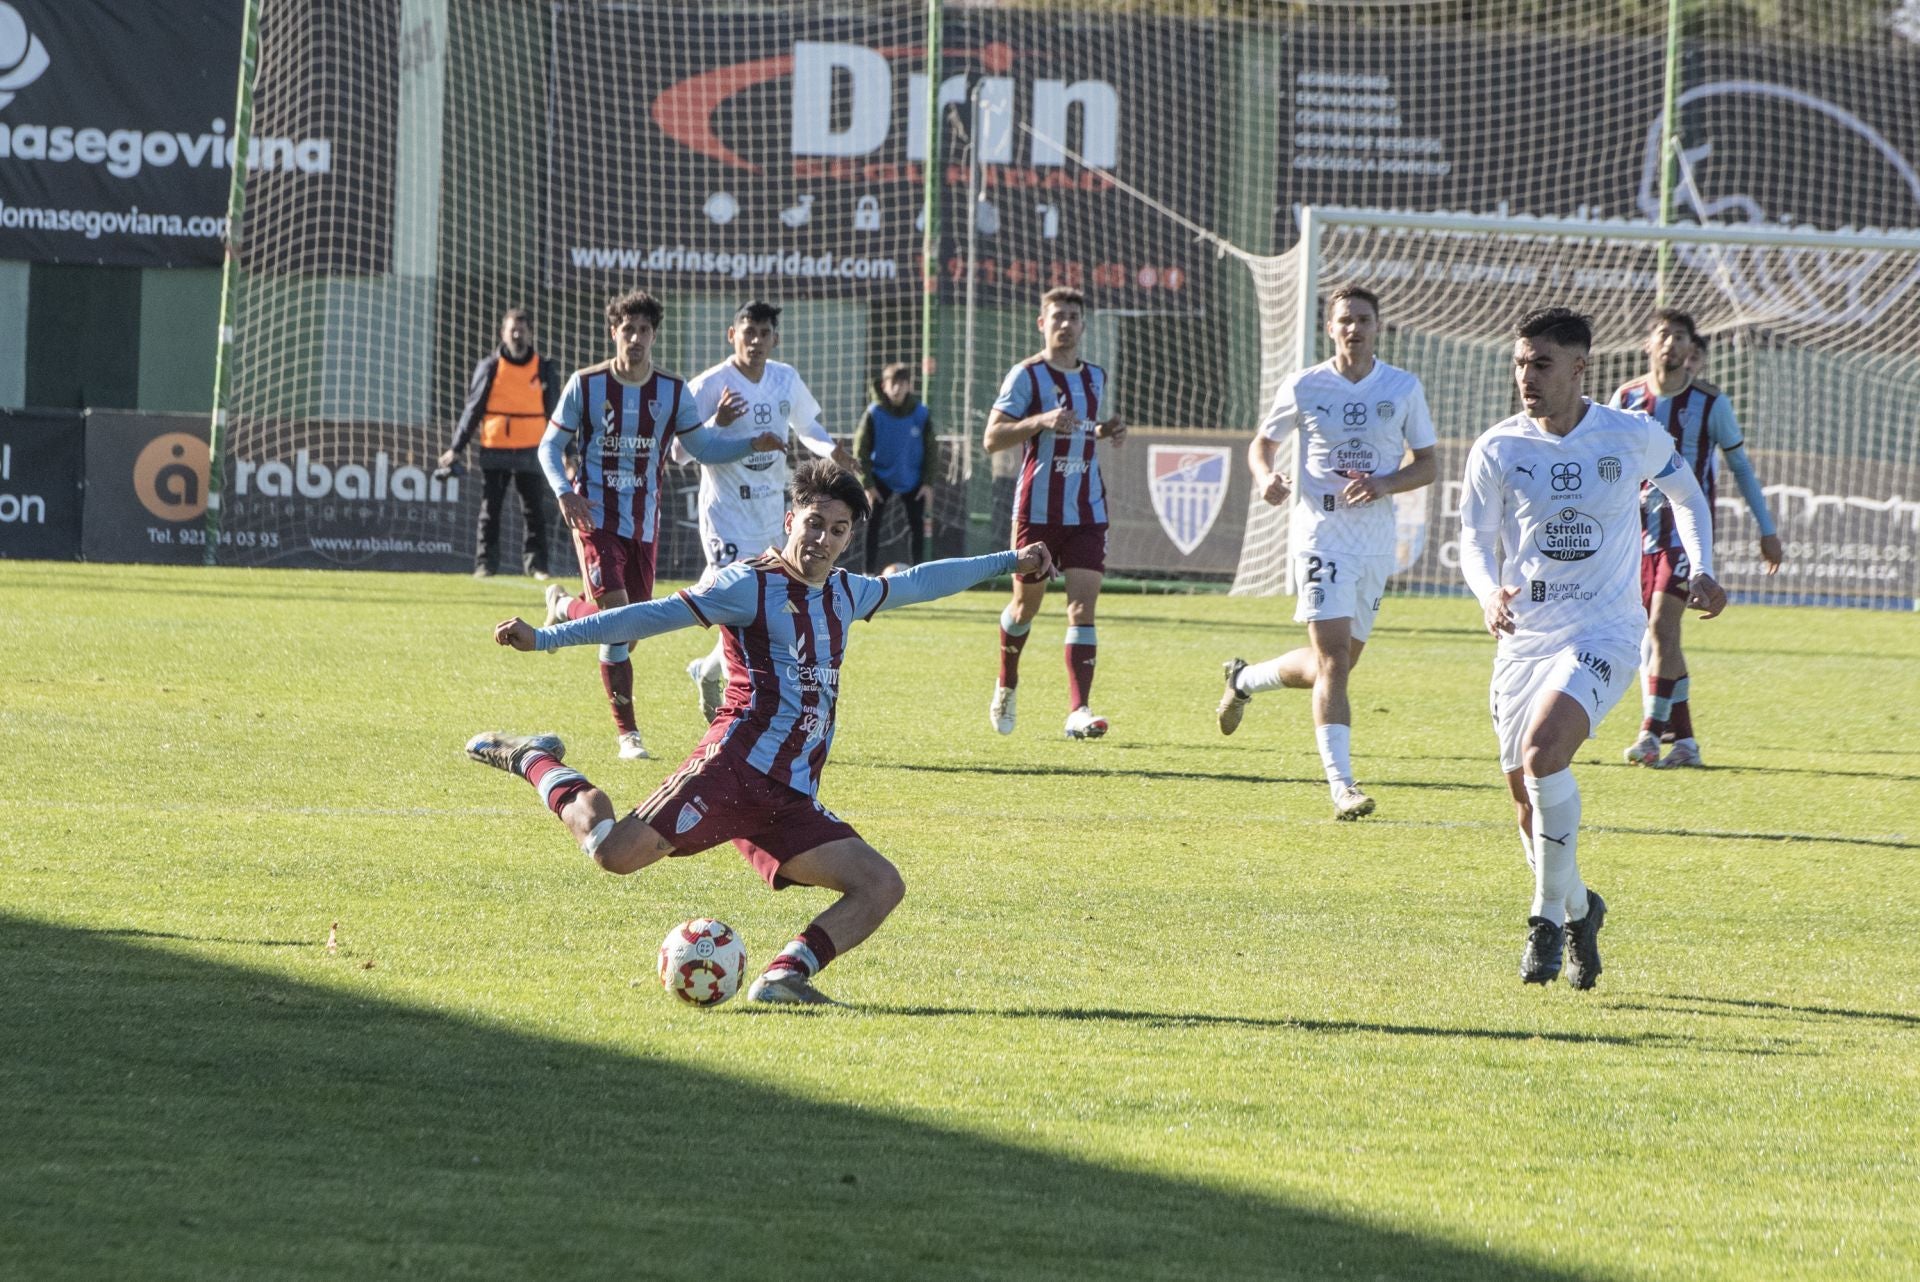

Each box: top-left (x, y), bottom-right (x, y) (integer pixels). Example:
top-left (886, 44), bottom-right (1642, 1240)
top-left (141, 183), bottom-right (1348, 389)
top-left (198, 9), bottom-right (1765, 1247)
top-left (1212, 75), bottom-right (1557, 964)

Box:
top-left (688, 656), bottom-right (724, 724)
top-left (1656, 738), bottom-right (1704, 769)
top-left (543, 582), bottom-right (573, 628)
top-left (616, 730), bottom-right (650, 761)
top-left (1332, 783), bottom-right (1376, 820)
top-left (1623, 730), bottom-right (1661, 767)
top-left (1063, 706), bottom-right (1109, 739)
top-left (988, 686), bottom-right (1017, 735)
top-left (746, 969), bottom-right (840, 1006)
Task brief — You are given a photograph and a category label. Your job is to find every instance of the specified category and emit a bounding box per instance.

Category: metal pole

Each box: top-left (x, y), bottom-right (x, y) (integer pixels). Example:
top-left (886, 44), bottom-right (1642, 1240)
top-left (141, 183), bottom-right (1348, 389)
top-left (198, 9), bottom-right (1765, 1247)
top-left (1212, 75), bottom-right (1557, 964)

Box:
top-left (917, 0), bottom-right (944, 385)
top-left (202, 0), bottom-right (261, 566)
top-left (1655, 0), bottom-right (1683, 305)
top-left (960, 77), bottom-right (982, 467)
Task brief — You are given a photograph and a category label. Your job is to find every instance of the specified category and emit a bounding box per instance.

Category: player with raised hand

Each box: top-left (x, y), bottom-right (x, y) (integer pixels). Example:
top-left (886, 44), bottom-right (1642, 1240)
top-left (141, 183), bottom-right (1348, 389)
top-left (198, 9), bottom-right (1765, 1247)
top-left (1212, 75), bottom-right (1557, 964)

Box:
top-left (678, 300), bottom-right (855, 724)
top-left (467, 461), bottom-right (1056, 1006)
top-left (538, 290), bottom-right (772, 761)
top-left (1611, 309), bottom-right (1783, 770)
top-left (1459, 307), bottom-right (1725, 989)
top-left (1217, 285), bottom-right (1437, 819)
top-left (985, 287), bottom-right (1126, 740)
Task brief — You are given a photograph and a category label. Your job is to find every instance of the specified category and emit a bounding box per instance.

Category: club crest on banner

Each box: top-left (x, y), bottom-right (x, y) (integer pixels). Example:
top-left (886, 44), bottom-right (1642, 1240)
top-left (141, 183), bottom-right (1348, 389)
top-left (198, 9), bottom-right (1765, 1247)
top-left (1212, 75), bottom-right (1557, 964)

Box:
top-left (1148, 445), bottom-right (1231, 556)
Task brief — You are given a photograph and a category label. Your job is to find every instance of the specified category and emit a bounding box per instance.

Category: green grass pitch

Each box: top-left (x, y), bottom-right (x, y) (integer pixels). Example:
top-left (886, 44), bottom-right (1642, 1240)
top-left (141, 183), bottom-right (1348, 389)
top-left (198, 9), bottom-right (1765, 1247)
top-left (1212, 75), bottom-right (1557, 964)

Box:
top-left (2, 561), bottom-right (1916, 1280)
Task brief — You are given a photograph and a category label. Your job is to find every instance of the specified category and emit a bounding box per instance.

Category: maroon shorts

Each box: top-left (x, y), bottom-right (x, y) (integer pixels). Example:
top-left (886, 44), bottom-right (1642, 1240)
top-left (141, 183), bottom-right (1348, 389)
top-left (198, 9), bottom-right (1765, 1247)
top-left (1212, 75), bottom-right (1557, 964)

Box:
top-left (574, 528), bottom-right (657, 603)
top-left (1012, 518), bottom-right (1108, 583)
top-left (1640, 546), bottom-right (1691, 612)
top-left (634, 744), bottom-right (859, 890)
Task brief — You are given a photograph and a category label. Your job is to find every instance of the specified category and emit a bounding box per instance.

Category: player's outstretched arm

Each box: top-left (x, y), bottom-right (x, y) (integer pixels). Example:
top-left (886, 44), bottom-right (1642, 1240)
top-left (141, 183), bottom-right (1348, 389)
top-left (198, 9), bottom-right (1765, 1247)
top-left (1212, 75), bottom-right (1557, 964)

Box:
top-left (677, 425), bottom-right (761, 465)
top-left (867, 546), bottom-right (1045, 613)
top-left (495, 596), bottom-right (702, 653)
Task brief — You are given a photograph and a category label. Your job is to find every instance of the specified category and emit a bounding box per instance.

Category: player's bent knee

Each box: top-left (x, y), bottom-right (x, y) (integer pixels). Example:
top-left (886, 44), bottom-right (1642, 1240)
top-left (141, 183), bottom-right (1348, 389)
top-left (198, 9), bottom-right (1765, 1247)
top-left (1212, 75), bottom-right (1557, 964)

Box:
top-left (591, 819), bottom-right (676, 875)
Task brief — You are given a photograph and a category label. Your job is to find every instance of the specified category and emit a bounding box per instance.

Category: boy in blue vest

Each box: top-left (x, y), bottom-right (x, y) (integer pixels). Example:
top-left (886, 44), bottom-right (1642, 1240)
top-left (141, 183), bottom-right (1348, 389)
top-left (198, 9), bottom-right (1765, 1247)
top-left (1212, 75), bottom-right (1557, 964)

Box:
top-left (853, 362), bottom-right (934, 571)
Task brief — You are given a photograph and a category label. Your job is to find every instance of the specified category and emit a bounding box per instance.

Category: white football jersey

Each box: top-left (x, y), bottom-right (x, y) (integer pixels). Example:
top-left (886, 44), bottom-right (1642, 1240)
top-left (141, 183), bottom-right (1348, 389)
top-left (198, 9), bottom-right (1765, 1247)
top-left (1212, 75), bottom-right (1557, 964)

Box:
top-left (1258, 359), bottom-right (1437, 557)
top-left (1459, 401), bottom-right (1687, 658)
top-left (680, 360), bottom-right (834, 567)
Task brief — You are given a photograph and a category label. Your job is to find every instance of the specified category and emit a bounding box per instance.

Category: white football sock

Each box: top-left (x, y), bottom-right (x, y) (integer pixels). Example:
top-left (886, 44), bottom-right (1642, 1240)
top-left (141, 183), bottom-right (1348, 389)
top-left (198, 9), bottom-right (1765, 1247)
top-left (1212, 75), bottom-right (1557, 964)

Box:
top-left (1315, 723), bottom-right (1354, 795)
top-left (1524, 768), bottom-right (1587, 925)
top-left (1237, 657), bottom-right (1288, 695)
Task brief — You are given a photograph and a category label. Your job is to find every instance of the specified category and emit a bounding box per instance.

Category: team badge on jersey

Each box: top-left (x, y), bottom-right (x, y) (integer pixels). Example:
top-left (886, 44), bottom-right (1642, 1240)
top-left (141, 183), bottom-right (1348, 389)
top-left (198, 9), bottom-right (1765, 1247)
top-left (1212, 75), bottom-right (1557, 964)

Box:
top-left (1597, 455), bottom-right (1623, 483)
top-left (1376, 401), bottom-right (1396, 420)
top-left (675, 796), bottom-right (708, 835)
top-left (1148, 445), bottom-right (1231, 555)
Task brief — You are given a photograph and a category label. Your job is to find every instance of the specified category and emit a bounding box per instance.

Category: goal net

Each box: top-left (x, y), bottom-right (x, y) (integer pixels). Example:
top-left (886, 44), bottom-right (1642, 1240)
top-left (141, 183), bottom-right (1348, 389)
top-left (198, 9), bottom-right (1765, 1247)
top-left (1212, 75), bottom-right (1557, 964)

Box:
top-left (1229, 209), bottom-right (1920, 609)
top-left (212, 0), bottom-right (1920, 605)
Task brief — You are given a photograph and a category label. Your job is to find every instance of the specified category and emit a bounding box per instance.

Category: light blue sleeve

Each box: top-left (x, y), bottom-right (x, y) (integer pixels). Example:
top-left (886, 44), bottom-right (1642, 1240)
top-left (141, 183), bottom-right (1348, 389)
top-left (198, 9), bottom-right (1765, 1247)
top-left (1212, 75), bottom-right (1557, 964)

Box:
top-left (535, 596), bottom-right (699, 651)
top-left (535, 566), bottom-right (761, 649)
top-left (858, 550), bottom-right (1020, 617)
top-left (676, 424), bottom-right (757, 464)
top-left (992, 364), bottom-right (1033, 419)
top-left (674, 383), bottom-right (708, 433)
top-left (538, 425), bottom-right (570, 494)
top-left (552, 373), bottom-right (583, 434)
top-left (1709, 398), bottom-right (1776, 536)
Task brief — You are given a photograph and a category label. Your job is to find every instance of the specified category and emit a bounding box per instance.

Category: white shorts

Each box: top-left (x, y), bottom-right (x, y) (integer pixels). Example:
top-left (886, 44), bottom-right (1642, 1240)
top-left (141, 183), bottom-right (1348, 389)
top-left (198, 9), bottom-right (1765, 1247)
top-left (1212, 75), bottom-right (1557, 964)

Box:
top-left (699, 516), bottom-right (783, 573)
top-left (1292, 549), bottom-right (1392, 642)
top-left (1489, 642), bottom-right (1638, 774)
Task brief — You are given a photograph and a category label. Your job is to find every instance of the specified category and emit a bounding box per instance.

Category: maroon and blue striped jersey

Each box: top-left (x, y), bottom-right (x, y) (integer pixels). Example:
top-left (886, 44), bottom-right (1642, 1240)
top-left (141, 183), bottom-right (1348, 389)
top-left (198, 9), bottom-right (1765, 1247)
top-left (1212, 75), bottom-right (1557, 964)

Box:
top-left (994, 356), bottom-right (1109, 527)
top-left (551, 362), bottom-right (706, 541)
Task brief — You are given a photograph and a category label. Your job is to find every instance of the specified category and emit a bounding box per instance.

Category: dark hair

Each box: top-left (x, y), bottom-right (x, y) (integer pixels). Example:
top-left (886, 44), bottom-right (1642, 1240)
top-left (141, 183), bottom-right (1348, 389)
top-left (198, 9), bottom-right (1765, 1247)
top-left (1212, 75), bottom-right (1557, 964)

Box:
top-left (1326, 284), bottom-right (1381, 317)
top-left (733, 300), bottom-right (782, 328)
top-left (1513, 306), bottom-right (1592, 351)
top-left (605, 290), bottom-right (663, 329)
top-left (502, 307), bottom-right (533, 327)
top-left (789, 458), bottom-right (871, 522)
top-left (1040, 286), bottom-right (1085, 311)
top-left (1650, 307), bottom-right (1700, 344)
top-left (872, 361), bottom-right (914, 400)
top-left (1693, 330), bottom-right (1711, 352)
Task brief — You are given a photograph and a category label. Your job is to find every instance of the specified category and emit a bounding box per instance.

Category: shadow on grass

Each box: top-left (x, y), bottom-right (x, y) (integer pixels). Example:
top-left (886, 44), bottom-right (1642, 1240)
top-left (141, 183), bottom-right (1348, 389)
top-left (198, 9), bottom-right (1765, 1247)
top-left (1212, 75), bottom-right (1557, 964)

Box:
top-left (862, 1005), bottom-right (1798, 1054)
top-left (875, 760), bottom-right (1484, 793)
top-left (0, 913), bottom-right (1594, 1282)
top-left (1624, 993), bottom-right (1920, 1029)
top-left (1588, 824), bottom-right (1918, 852)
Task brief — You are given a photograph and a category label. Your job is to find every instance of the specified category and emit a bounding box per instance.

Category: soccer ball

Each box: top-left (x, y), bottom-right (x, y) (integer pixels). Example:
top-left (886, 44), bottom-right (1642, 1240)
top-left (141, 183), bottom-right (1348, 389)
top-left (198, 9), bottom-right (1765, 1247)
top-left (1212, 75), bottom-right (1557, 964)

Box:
top-left (657, 918), bottom-right (746, 1007)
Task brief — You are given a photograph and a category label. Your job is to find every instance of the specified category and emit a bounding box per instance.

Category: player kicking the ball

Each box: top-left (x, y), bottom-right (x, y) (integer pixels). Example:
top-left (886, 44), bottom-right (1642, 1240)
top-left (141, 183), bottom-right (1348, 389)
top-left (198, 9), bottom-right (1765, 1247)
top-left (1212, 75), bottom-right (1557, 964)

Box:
top-left (1218, 285), bottom-right (1437, 819)
top-left (1459, 307), bottom-right (1725, 988)
top-left (985, 287), bottom-right (1126, 740)
top-left (469, 461), bottom-right (1055, 1005)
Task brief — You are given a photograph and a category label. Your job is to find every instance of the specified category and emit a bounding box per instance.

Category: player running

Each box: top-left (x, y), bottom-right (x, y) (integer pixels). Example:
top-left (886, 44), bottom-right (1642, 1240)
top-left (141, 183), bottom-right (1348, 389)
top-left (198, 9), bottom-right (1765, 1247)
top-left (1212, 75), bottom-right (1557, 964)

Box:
top-left (538, 290), bottom-right (771, 761)
top-left (678, 300), bottom-right (856, 723)
top-left (1217, 285), bottom-right (1437, 819)
top-left (1610, 309), bottom-right (1783, 769)
top-left (985, 287), bottom-right (1127, 740)
top-left (469, 461), bottom-right (1055, 1005)
top-left (1460, 307), bottom-right (1725, 989)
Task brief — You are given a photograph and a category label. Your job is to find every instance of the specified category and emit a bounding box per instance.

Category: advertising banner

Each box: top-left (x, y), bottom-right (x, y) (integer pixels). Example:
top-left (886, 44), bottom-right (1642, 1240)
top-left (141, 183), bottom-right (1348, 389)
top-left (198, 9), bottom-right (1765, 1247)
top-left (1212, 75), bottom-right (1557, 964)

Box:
top-left (0, 408), bottom-right (81, 560)
top-left (0, 0), bottom-right (392, 269)
top-left (548, 5), bottom-right (1217, 312)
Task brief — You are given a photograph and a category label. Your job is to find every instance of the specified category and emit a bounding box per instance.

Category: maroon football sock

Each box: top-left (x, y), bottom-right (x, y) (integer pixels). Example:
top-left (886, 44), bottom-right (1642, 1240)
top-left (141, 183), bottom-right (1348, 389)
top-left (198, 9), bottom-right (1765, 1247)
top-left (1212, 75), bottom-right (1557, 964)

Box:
top-left (601, 660), bottom-right (637, 734)
top-left (998, 628), bottom-right (1029, 689)
top-left (767, 923), bottom-right (840, 978)
top-left (1066, 643), bottom-right (1097, 709)
top-left (1641, 675), bottom-right (1676, 735)
top-left (1669, 682), bottom-right (1693, 741)
top-left (523, 752), bottom-right (589, 815)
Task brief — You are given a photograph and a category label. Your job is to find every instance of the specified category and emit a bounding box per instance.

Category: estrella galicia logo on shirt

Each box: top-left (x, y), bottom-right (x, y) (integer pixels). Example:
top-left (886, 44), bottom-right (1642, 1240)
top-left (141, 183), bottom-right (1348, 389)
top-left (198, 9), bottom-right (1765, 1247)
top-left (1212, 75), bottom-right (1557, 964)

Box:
top-left (743, 451), bottom-right (779, 472)
top-left (1551, 461), bottom-right (1582, 492)
top-left (1535, 507), bottom-right (1602, 561)
top-left (1597, 455), bottom-right (1623, 483)
top-left (1330, 438), bottom-right (1380, 475)
top-left (1577, 651), bottom-right (1614, 684)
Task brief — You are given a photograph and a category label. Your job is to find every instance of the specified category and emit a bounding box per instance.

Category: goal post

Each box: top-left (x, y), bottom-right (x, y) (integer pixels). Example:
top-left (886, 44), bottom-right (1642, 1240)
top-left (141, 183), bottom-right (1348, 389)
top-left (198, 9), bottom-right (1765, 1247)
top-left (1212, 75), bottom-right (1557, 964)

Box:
top-left (1231, 204), bottom-right (1920, 610)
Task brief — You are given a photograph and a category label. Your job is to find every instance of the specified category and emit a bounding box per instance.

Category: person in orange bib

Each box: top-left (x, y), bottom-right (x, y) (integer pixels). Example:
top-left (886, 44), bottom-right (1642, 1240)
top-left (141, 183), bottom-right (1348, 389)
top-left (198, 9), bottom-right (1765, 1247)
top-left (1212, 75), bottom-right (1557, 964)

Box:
top-left (441, 308), bottom-right (563, 578)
